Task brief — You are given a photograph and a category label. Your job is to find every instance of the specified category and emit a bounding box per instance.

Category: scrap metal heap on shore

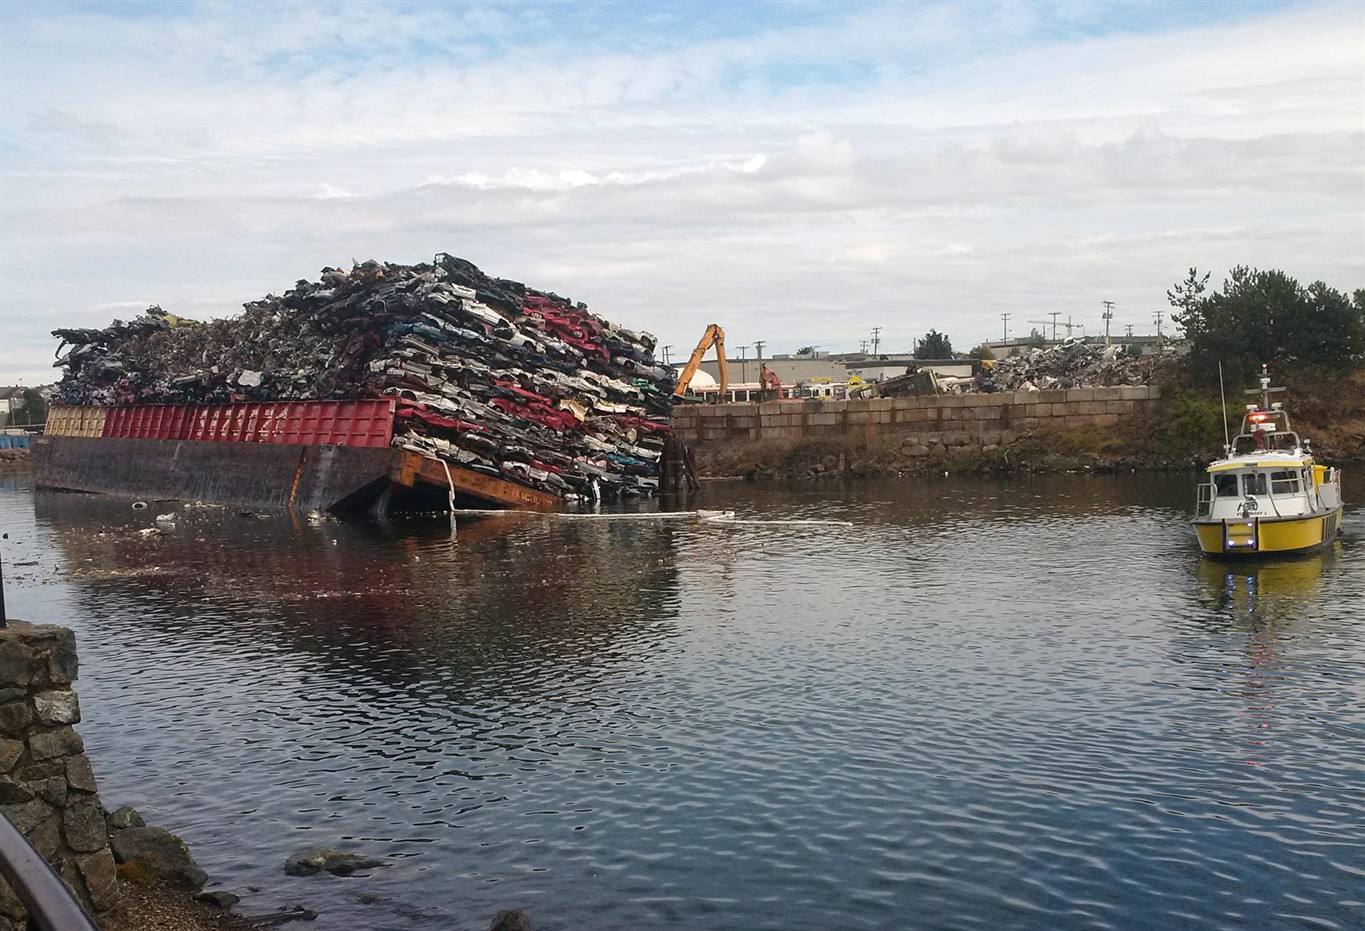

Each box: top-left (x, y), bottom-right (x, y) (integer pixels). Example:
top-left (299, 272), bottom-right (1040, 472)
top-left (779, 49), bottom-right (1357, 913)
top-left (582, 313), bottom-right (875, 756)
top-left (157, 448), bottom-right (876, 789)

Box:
top-left (976, 340), bottom-right (1177, 392)
top-left (875, 339), bottom-right (1179, 397)
top-left (50, 253), bottom-right (675, 500)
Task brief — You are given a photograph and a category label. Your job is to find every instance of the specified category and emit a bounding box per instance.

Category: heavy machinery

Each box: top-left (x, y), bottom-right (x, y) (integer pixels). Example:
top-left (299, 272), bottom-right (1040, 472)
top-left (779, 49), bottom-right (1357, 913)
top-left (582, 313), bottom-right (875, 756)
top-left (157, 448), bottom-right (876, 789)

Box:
top-left (673, 324), bottom-right (728, 400)
top-left (758, 363), bottom-right (782, 400)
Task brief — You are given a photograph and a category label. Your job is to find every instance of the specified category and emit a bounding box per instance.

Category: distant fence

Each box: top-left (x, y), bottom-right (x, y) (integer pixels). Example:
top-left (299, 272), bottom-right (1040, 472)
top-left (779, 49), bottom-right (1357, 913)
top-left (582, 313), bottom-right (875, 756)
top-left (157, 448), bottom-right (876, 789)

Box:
top-left (671, 386), bottom-right (1160, 445)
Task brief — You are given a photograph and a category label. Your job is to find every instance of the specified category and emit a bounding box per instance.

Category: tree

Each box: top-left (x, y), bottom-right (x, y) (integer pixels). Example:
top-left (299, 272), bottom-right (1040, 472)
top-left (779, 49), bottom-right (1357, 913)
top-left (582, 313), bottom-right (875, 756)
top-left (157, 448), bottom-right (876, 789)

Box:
top-left (968, 344), bottom-right (995, 360)
top-left (1171, 266), bottom-right (1364, 383)
top-left (1167, 267), bottom-right (1210, 326)
top-left (3, 388), bottom-right (48, 428)
top-left (914, 329), bottom-right (953, 359)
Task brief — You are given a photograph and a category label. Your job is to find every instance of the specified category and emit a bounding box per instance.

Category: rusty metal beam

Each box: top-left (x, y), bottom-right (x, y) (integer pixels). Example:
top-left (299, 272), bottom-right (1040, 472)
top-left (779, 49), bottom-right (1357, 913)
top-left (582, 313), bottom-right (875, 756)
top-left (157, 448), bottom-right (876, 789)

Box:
top-left (391, 451), bottom-right (561, 511)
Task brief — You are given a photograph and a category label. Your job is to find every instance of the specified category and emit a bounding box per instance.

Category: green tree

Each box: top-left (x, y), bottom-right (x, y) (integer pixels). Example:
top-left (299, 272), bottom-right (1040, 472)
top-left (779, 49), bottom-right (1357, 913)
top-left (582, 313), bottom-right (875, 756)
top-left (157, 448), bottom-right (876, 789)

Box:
top-left (1167, 267), bottom-right (1210, 324)
top-left (4, 389), bottom-right (48, 428)
top-left (1172, 266), bottom-right (1364, 383)
top-left (968, 344), bottom-right (995, 360)
top-left (914, 329), bottom-right (953, 359)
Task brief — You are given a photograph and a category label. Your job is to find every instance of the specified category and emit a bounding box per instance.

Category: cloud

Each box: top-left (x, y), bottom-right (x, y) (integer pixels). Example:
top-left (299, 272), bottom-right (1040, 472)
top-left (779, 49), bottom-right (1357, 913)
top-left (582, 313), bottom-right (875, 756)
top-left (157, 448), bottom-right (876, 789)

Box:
top-left (1, 0), bottom-right (1362, 386)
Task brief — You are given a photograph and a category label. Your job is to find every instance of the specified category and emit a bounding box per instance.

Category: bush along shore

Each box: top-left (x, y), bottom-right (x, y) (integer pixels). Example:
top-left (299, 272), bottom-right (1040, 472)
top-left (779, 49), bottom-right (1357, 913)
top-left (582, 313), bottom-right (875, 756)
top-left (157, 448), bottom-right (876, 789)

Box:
top-left (693, 374), bottom-right (1365, 481)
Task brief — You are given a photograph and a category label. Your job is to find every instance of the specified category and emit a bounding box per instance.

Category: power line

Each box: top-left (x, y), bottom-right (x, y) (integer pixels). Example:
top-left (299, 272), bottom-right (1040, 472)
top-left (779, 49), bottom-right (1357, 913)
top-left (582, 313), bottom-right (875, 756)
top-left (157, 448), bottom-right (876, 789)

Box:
top-left (1000, 313), bottom-right (1010, 340)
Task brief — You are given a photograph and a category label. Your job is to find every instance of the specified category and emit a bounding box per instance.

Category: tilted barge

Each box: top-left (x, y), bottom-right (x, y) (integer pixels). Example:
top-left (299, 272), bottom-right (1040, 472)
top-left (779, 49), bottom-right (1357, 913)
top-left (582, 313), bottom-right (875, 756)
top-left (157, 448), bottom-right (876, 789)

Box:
top-left (33, 399), bottom-right (561, 515)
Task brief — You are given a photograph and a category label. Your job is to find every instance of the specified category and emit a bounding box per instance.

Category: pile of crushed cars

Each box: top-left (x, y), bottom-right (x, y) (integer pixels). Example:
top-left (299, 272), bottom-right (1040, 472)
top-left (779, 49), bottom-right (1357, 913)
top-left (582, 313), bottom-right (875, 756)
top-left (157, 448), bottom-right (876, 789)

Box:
top-left (51, 253), bottom-right (674, 500)
top-left (872, 339), bottom-right (1177, 397)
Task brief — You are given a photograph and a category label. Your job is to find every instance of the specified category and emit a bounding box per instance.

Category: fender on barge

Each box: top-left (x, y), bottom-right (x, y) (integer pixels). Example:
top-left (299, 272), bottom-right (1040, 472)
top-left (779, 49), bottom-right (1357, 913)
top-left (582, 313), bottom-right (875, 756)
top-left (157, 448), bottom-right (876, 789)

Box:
top-left (33, 400), bottom-right (561, 515)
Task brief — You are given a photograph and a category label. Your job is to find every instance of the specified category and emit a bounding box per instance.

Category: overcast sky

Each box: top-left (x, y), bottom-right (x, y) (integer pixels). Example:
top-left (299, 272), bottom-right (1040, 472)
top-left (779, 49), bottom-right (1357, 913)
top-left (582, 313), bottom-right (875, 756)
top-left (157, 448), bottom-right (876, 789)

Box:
top-left (2, 0), bottom-right (1362, 385)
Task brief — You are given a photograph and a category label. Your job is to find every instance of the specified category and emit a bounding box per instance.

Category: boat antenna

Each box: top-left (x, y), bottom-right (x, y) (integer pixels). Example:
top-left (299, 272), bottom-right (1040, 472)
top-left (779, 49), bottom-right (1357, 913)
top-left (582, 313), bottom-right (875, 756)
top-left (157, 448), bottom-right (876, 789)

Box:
top-left (1242, 363), bottom-right (1285, 410)
top-left (1218, 361), bottom-right (1230, 452)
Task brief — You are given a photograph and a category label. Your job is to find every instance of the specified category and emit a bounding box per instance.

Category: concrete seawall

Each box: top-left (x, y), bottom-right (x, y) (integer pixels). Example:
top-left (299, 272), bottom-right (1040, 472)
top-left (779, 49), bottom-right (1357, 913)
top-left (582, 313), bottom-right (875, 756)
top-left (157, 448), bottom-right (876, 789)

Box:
top-left (671, 386), bottom-right (1160, 446)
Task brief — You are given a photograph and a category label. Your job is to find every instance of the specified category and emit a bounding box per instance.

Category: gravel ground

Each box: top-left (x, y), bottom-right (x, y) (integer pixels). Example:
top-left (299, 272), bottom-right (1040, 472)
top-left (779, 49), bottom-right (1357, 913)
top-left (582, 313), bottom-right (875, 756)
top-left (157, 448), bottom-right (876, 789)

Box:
top-left (103, 880), bottom-right (312, 931)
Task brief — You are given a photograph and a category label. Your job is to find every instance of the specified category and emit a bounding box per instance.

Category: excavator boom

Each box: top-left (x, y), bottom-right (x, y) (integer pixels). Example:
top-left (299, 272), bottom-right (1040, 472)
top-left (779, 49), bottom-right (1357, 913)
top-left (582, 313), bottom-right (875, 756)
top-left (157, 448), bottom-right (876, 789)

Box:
top-left (673, 324), bottom-right (729, 400)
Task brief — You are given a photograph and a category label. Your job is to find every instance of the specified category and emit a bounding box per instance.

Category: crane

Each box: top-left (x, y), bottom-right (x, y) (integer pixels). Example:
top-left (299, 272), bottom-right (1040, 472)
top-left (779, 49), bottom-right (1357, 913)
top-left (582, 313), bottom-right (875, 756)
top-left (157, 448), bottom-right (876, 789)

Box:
top-left (673, 324), bottom-right (729, 400)
top-left (1027, 314), bottom-right (1083, 341)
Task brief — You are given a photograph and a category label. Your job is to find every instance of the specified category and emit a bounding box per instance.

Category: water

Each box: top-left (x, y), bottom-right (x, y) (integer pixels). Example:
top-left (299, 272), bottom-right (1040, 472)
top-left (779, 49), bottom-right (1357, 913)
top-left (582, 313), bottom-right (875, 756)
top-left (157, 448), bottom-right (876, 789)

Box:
top-left (1, 466), bottom-right (1362, 931)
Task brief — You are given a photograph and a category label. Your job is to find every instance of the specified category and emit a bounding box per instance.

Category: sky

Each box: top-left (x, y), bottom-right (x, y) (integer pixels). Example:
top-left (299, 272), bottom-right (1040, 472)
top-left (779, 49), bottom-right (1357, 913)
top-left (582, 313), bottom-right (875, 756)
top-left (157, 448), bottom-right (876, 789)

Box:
top-left (1, 0), bottom-right (1362, 385)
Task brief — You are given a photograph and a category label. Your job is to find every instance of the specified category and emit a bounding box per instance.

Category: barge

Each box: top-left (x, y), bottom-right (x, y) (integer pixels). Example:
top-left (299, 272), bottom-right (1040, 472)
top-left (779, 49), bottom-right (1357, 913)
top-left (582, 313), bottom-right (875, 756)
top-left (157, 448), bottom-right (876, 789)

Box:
top-left (33, 399), bottom-right (561, 515)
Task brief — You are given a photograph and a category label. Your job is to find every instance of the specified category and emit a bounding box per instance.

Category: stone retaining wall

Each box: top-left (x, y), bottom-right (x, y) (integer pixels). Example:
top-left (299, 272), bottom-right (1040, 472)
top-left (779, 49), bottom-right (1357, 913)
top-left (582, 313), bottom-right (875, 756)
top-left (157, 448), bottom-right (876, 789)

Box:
top-left (671, 386), bottom-right (1160, 445)
top-left (0, 621), bottom-right (118, 928)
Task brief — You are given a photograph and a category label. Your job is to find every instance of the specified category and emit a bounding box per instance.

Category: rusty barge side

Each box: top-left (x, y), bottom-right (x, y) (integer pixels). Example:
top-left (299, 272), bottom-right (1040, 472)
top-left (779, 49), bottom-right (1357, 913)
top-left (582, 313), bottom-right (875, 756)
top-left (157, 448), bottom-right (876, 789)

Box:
top-left (32, 402), bottom-right (560, 515)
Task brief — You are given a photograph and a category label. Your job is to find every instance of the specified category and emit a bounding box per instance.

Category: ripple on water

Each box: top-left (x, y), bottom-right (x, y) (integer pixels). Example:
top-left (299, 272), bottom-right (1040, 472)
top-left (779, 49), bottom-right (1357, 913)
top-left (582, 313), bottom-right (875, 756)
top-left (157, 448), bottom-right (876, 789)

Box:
top-left (0, 473), bottom-right (1362, 929)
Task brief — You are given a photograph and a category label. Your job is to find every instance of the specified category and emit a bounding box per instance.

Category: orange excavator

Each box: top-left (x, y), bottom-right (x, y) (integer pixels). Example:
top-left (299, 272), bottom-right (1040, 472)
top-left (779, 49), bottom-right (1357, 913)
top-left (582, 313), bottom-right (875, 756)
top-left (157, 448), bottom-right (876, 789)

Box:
top-left (673, 324), bottom-right (729, 400)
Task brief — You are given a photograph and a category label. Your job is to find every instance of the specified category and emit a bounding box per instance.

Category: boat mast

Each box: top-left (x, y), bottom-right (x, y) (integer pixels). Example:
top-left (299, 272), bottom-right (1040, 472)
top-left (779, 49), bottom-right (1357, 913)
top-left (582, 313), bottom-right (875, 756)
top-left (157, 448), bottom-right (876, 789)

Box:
top-left (1244, 363), bottom-right (1285, 412)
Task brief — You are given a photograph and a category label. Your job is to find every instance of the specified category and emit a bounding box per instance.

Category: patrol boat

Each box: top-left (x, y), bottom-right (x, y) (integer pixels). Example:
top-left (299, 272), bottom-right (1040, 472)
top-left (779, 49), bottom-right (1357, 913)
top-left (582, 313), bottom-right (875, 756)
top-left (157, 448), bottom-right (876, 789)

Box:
top-left (1193, 366), bottom-right (1344, 557)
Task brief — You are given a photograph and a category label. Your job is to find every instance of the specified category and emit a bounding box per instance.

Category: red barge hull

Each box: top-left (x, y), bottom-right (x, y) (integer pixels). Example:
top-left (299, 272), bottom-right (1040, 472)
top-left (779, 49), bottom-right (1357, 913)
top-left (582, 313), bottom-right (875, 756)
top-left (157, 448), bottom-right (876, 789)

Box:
top-left (33, 402), bottom-right (561, 515)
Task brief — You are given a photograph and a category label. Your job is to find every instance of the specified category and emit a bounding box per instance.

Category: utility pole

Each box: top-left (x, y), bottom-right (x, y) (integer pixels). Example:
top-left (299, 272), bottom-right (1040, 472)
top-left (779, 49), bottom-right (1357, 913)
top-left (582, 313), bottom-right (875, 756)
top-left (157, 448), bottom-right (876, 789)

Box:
top-left (1153, 309), bottom-right (1164, 348)
top-left (1125, 324), bottom-right (1134, 340)
top-left (1000, 313), bottom-right (1010, 341)
top-left (870, 327), bottom-right (881, 357)
top-left (859, 340), bottom-right (868, 355)
top-left (1026, 312), bottom-right (1064, 343)
top-left (1102, 301), bottom-right (1114, 345)
top-left (661, 345), bottom-right (674, 365)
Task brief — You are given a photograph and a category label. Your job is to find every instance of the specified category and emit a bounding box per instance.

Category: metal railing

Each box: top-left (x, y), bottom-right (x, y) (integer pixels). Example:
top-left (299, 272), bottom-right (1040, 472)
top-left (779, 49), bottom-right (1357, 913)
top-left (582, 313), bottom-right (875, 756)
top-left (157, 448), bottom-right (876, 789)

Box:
top-left (0, 812), bottom-right (99, 931)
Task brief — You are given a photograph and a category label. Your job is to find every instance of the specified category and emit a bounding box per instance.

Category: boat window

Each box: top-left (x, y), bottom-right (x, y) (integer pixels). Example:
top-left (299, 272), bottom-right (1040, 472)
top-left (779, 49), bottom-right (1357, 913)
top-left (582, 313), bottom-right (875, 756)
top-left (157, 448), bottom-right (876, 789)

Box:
top-left (1270, 470), bottom-right (1300, 495)
top-left (1243, 473), bottom-right (1267, 496)
top-left (1214, 474), bottom-right (1238, 497)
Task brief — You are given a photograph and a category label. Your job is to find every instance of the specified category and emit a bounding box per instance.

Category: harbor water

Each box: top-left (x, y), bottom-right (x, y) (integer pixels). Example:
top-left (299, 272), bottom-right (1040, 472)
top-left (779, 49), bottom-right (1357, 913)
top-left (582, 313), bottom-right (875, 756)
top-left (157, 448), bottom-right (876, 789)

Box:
top-left (0, 467), bottom-right (1362, 931)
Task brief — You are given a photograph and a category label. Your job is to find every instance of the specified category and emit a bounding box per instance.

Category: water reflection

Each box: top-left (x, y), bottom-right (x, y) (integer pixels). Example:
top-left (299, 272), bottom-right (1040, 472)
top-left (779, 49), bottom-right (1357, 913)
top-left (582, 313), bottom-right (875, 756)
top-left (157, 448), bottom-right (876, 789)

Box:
top-left (32, 489), bottom-right (685, 697)
top-left (0, 467), bottom-right (1360, 931)
top-left (1191, 548), bottom-right (1338, 620)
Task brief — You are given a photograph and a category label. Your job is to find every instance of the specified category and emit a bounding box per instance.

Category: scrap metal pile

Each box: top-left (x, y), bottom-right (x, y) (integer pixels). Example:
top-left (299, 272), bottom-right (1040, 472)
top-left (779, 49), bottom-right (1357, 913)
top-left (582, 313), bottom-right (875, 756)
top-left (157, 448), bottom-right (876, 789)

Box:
top-left (51, 253), bottom-right (675, 499)
top-left (974, 340), bottom-right (1173, 392)
top-left (867, 340), bottom-right (1176, 398)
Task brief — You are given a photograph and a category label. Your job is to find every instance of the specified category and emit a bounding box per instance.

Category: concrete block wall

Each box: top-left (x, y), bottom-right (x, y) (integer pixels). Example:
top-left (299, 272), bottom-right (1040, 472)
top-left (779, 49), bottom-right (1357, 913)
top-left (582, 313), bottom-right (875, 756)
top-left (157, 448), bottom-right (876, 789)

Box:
top-left (670, 386), bottom-right (1160, 446)
top-left (0, 621), bottom-right (118, 928)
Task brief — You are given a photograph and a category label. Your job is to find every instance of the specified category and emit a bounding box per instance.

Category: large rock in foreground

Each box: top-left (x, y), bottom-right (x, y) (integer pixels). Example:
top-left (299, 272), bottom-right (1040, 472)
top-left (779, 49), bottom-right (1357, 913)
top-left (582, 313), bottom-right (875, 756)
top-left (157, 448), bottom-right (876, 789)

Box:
top-left (110, 826), bottom-right (208, 890)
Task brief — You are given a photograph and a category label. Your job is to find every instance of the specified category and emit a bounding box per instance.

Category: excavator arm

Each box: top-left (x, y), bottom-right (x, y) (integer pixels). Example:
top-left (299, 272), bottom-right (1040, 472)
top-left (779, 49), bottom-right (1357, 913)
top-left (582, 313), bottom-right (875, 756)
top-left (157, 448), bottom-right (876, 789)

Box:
top-left (673, 324), bottom-right (728, 400)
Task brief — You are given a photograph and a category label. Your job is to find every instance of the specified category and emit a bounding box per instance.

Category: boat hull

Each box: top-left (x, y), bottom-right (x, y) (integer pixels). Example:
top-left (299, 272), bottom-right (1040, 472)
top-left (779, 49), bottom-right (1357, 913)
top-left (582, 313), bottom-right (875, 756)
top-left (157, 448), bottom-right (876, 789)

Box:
top-left (30, 435), bottom-right (561, 514)
top-left (1192, 507), bottom-right (1344, 557)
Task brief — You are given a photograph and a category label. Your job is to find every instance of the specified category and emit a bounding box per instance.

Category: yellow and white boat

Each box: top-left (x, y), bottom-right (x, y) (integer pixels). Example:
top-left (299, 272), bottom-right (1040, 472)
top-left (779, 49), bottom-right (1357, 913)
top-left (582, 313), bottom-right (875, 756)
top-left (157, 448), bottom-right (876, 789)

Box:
top-left (1193, 366), bottom-right (1344, 557)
